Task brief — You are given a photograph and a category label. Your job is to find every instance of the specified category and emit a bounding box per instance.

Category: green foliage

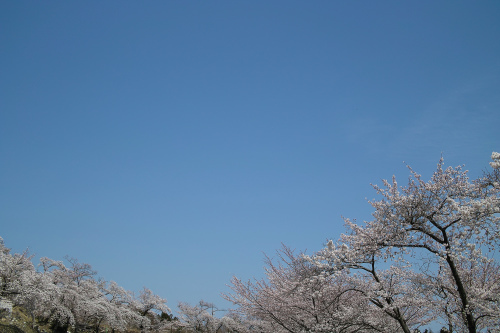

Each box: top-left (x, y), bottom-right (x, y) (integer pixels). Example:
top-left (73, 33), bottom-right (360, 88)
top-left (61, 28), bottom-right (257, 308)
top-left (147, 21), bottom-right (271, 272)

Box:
top-left (160, 312), bottom-right (179, 322)
top-left (0, 323), bottom-right (25, 333)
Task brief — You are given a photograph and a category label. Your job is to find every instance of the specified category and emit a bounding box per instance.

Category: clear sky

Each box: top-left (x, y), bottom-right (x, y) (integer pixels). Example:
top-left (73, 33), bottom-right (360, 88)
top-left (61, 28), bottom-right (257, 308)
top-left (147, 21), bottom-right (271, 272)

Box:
top-left (1, 1), bottom-right (499, 315)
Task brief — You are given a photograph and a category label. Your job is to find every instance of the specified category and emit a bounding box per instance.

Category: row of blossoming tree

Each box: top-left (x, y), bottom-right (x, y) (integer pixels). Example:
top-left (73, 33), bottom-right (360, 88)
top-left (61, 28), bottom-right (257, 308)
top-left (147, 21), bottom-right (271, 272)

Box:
top-left (225, 152), bottom-right (500, 333)
top-left (0, 236), bottom-right (265, 333)
top-left (0, 240), bottom-right (174, 332)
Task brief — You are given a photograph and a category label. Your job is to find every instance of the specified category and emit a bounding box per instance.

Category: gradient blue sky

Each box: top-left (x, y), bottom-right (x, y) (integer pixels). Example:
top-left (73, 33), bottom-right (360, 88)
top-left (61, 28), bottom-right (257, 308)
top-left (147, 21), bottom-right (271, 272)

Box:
top-left (1, 1), bottom-right (499, 314)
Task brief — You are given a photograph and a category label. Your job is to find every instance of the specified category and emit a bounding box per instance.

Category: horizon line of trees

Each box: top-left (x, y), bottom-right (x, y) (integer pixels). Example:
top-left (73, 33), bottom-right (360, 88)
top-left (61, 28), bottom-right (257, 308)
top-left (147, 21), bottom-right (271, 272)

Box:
top-left (1, 237), bottom-right (272, 333)
top-left (2, 151), bottom-right (499, 333)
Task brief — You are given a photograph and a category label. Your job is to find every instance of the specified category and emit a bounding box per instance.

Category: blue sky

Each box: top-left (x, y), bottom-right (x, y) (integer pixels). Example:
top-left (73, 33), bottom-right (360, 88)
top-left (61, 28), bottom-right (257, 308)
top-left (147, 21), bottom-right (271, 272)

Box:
top-left (1, 1), bottom-right (499, 314)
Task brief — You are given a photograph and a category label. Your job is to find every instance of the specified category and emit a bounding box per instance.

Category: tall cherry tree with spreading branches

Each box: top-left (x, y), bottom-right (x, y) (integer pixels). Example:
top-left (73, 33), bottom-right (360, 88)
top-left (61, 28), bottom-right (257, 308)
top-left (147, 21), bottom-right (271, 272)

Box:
top-left (228, 152), bottom-right (499, 333)
top-left (317, 152), bottom-right (500, 332)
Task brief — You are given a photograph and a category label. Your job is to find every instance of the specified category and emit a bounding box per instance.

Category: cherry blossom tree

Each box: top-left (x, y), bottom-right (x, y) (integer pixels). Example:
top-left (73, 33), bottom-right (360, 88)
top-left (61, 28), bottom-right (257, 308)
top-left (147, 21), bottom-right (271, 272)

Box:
top-left (102, 280), bottom-right (143, 332)
top-left (15, 269), bottom-right (65, 331)
top-left (414, 257), bottom-right (500, 332)
top-left (226, 245), bottom-right (396, 333)
top-left (0, 236), bottom-right (173, 332)
top-left (178, 300), bottom-right (272, 333)
top-left (227, 152), bottom-right (499, 333)
top-left (0, 237), bottom-right (35, 300)
top-left (318, 153), bottom-right (500, 333)
top-left (0, 238), bottom-right (54, 329)
top-left (307, 233), bottom-right (433, 333)
top-left (218, 312), bottom-right (273, 333)
top-left (37, 257), bottom-right (102, 332)
top-left (482, 152), bottom-right (500, 191)
top-left (177, 300), bottom-right (225, 333)
top-left (36, 257), bottom-right (169, 333)
top-left (135, 286), bottom-right (170, 316)
top-left (133, 287), bottom-right (171, 332)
